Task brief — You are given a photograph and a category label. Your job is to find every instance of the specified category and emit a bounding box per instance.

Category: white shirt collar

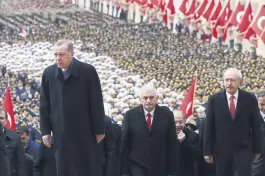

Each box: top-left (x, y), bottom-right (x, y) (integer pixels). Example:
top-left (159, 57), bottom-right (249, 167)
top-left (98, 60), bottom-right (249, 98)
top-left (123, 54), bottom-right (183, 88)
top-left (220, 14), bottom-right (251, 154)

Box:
top-left (261, 111), bottom-right (265, 119)
top-left (226, 89), bottom-right (239, 101)
top-left (144, 108), bottom-right (155, 117)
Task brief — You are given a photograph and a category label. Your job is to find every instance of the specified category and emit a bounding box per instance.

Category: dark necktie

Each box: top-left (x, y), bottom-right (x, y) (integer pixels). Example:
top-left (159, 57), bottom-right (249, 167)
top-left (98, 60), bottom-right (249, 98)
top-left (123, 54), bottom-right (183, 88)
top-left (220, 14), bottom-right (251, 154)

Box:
top-left (230, 95), bottom-right (235, 119)
top-left (147, 113), bottom-right (151, 129)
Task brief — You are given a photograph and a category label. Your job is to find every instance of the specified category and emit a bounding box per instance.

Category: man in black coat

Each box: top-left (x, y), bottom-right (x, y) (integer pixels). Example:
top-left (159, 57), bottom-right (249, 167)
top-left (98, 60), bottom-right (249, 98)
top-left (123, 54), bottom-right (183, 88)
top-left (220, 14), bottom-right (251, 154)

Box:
top-left (40, 39), bottom-right (105, 176)
top-left (174, 110), bottom-right (201, 176)
top-left (203, 68), bottom-right (261, 176)
top-left (119, 85), bottom-right (178, 176)
top-left (252, 91), bottom-right (265, 176)
top-left (198, 119), bottom-right (216, 176)
top-left (0, 107), bottom-right (27, 176)
top-left (33, 139), bottom-right (57, 176)
top-left (0, 111), bottom-right (10, 176)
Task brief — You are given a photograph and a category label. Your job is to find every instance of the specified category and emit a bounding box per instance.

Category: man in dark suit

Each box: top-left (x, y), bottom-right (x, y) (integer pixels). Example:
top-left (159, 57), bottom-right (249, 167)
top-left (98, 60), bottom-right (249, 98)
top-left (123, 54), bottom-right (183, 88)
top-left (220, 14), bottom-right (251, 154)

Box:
top-left (198, 118), bottom-right (216, 176)
top-left (0, 110), bottom-right (10, 176)
top-left (0, 107), bottom-right (27, 176)
top-left (40, 39), bottom-right (105, 176)
top-left (174, 110), bottom-right (201, 176)
top-left (17, 126), bottom-right (40, 159)
top-left (203, 68), bottom-right (261, 176)
top-left (252, 91), bottom-right (265, 176)
top-left (120, 85), bottom-right (178, 176)
top-left (33, 138), bottom-right (57, 176)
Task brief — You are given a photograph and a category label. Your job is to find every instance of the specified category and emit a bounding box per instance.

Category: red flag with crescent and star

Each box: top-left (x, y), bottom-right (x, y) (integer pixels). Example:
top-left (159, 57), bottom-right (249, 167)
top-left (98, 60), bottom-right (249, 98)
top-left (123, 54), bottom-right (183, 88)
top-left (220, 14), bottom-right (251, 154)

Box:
top-left (2, 87), bottom-right (16, 131)
top-left (179, 74), bottom-right (197, 118)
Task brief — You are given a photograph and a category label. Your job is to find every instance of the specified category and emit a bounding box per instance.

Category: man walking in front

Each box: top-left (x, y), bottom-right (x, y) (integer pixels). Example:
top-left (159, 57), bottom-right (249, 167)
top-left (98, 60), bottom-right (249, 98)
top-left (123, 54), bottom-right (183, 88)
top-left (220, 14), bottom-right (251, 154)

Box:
top-left (40, 39), bottom-right (105, 176)
top-left (203, 68), bottom-right (261, 176)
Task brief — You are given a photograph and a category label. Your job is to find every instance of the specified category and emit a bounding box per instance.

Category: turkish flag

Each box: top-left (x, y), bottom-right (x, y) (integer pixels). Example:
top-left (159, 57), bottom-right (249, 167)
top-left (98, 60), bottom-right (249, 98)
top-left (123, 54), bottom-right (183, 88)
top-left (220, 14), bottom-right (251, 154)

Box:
top-left (250, 5), bottom-right (265, 43)
top-left (196, 0), bottom-right (208, 17)
top-left (179, 75), bottom-right (197, 118)
top-left (167, 0), bottom-right (175, 15)
top-left (212, 0), bottom-right (231, 39)
top-left (209, 0), bottom-right (222, 21)
top-left (202, 0), bottom-right (214, 20)
top-left (229, 1), bottom-right (244, 26)
top-left (238, 2), bottom-right (253, 33)
top-left (179, 0), bottom-right (189, 15)
top-left (186, 0), bottom-right (196, 16)
top-left (2, 87), bottom-right (16, 131)
top-left (151, 0), bottom-right (160, 7)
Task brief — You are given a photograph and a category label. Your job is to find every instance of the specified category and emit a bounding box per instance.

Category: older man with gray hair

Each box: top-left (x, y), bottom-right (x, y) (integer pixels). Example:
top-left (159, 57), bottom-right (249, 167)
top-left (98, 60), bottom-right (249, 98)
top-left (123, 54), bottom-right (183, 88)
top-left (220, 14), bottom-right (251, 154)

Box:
top-left (40, 39), bottom-right (105, 176)
top-left (119, 84), bottom-right (179, 176)
top-left (203, 68), bottom-right (261, 176)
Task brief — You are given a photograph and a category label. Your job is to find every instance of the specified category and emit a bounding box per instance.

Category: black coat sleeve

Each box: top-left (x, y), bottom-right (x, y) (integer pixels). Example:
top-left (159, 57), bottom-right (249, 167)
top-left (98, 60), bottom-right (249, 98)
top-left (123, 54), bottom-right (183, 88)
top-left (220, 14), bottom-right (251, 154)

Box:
top-left (167, 112), bottom-right (178, 175)
top-left (182, 131), bottom-right (201, 161)
top-left (33, 142), bottom-right (45, 176)
top-left (104, 117), bottom-right (117, 176)
top-left (119, 111), bottom-right (131, 175)
top-left (87, 65), bottom-right (105, 135)
top-left (250, 94), bottom-right (261, 153)
top-left (203, 95), bottom-right (215, 156)
top-left (40, 69), bottom-right (52, 136)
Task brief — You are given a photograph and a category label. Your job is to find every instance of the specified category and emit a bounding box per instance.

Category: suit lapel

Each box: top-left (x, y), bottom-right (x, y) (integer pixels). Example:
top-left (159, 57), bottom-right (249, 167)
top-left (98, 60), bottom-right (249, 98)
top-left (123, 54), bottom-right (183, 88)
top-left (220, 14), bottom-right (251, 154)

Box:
top-left (149, 105), bottom-right (160, 135)
top-left (220, 91), bottom-right (234, 122)
top-left (234, 89), bottom-right (243, 121)
top-left (136, 105), bottom-right (149, 134)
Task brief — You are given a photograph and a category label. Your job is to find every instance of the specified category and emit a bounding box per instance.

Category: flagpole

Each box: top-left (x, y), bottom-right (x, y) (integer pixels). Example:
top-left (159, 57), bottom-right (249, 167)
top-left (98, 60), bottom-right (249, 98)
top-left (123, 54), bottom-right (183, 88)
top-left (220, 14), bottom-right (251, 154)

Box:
top-left (191, 71), bottom-right (197, 115)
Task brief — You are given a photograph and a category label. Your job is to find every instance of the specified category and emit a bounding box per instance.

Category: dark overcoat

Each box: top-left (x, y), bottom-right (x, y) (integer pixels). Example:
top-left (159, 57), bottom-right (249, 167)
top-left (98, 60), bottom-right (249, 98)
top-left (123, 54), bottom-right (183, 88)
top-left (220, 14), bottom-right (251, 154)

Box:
top-left (203, 89), bottom-right (261, 176)
top-left (40, 59), bottom-right (105, 176)
top-left (119, 105), bottom-right (178, 176)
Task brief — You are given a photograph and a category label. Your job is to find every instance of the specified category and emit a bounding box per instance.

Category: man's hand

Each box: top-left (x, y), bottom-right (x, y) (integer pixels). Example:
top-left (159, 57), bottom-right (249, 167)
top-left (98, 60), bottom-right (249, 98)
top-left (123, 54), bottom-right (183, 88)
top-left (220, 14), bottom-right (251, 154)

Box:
top-left (95, 134), bottom-right (105, 143)
top-left (252, 153), bottom-right (261, 163)
top-left (204, 156), bottom-right (213, 163)
top-left (177, 131), bottom-right (186, 143)
top-left (42, 135), bottom-right (51, 148)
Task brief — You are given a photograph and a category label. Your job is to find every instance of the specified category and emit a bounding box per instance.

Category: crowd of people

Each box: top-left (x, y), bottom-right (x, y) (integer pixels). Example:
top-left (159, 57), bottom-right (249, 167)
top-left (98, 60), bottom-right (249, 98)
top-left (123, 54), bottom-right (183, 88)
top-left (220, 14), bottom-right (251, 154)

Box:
top-left (0, 1), bottom-right (265, 176)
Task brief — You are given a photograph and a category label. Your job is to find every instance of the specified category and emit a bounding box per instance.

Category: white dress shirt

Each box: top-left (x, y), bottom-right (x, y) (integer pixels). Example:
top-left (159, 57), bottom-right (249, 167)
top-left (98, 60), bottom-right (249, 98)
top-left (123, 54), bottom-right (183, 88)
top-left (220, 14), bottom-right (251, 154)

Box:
top-left (144, 108), bottom-right (155, 125)
top-left (226, 90), bottom-right (239, 109)
top-left (261, 111), bottom-right (265, 122)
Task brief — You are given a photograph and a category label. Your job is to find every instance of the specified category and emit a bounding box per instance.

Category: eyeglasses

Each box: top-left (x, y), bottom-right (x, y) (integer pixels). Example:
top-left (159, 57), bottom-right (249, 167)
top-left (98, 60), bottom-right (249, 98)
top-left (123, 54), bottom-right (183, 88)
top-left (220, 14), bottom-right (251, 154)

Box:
top-left (224, 78), bottom-right (237, 83)
top-left (141, 96), bottom-right (155, 101)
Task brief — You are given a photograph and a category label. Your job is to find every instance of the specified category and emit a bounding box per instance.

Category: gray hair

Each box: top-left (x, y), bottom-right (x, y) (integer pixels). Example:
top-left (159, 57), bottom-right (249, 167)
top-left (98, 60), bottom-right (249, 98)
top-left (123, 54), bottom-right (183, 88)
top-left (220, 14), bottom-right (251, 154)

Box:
top-left (223, 68), bottom-right (243, 80)
top-left (54, 39), bottom-right (74, 52)
top-left (139, 84), bottom-right (157, 98)
top-left (257, 91), bottom-right (265, 98)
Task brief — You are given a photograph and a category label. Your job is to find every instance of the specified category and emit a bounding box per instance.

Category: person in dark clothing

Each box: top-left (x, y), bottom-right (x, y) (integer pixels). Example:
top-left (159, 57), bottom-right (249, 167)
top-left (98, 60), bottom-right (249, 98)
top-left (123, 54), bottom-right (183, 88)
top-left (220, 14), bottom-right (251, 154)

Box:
top-left (174, 110), bottom-right (201, 176)
top-left (17, 126), bottom-right (40, 159)
top-left (198, 119), bottom-right (216, 176)
top-left (0, 107), bottom-right (27, 176)
top-left (0, 120), bottom-right (10, 176)
top-left (100, 116), bottom-right (117, 176)
top-left (33, 139), bottom-right (57, 176)
top-left (25, 153), bottom-right (34, 176)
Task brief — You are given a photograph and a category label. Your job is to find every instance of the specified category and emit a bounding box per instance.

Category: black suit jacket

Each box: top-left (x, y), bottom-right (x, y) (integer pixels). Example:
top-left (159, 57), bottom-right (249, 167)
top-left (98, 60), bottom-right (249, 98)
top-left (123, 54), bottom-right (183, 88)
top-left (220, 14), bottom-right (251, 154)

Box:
top-left (251, 115), bottom-right (265, 176)
top-left (5, 127), bottom-right (28, 176)
top-left (179, 127), bottom-right (201, 176)
top-left (119, 105), bottom-right (178, 176)
top-left (33, 142), bottom-right (57, 176)
top-left (0, 123), bottom-right (10, 176)
top-left (203, 89), bottom-right (261, 173)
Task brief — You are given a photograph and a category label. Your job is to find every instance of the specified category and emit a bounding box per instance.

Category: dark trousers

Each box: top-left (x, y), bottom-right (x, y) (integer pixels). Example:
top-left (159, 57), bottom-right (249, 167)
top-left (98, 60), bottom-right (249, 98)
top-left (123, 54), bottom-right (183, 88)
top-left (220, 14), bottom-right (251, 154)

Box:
top-left (215, 152), bottom-right (251, 176)
top-left (129, 162), bottom-right (148, 176)
top-left (0, 153), bottom-right (10, 176)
